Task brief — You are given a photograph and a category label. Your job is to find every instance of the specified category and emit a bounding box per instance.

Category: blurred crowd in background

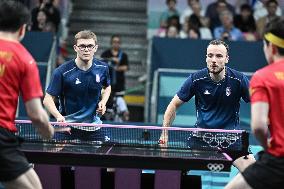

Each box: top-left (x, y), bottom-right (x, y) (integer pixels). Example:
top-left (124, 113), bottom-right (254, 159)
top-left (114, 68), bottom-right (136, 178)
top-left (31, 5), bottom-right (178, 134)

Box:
top-left (157, 0), bottom-right (282, 41)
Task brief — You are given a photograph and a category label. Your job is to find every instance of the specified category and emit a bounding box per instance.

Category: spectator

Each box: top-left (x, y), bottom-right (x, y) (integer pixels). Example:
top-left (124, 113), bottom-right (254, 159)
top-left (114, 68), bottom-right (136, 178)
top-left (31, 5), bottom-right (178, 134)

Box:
top-left (188, 14), bottom-right (213, 39)
top-left (43, 21), bottom-right (56, 34)
top-left (159, 0), bottom-right (180, 29)
top-left (256, 0), bottom-right (280, 38)
top-left (234, 4), bottom-right (258, 41)
top-left (205, 0), bottom-right (235, 31)
top-left (31, 0), bottom-right (61, 32)
top-left (31, 9), bottom-right (49, 31)
top-left (166, 25), bottom-right (180, 38)
top-left (188, 26), bottom-right (200, 39)
top-left (158, 15), bottom-right (181, 37)
top-left (180, 16), bottom-right (190, 38)
top-left (214, 10), bottom-right (243, 41)
top-left (180, 0), bottom-right (206, 25)
top-left (101, 35), bottom-right (129, 121)
top-left (191, 0), bottom-right (210, 27)
top-left (253, 0), bottom-right (282, 21)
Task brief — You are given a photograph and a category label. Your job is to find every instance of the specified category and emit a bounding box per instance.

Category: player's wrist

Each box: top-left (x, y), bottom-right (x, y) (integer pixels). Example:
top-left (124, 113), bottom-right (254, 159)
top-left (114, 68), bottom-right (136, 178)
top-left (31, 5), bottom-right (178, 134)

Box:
top-left (158, 139), bottom-right (166, 144)
top-left (55, 114), bottom-right (64, 121)
top-left (162, 123), bottom-right (170, 127)
top-left (99, 101), bottom-right (107, 107)
top-left (55, 114), bottom-right (62, 119)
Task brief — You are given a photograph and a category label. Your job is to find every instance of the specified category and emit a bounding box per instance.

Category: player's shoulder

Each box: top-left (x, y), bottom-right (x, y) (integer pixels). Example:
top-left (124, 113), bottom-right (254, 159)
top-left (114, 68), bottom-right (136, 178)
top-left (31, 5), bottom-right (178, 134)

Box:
top-left (251, 65), bottom-right (270, 81)
top-left (55, 59), bottom-right (76, 74)
top-left (226, 67), bottom-right (247, 80)
top-left (10, 41), bottom-right (35, 65)
top-left (93, 58), bottom-right (108, 68)
top-left (190, 68), bottom-right (208, 81)
top-left (254, 64), bottom-right (271, 76)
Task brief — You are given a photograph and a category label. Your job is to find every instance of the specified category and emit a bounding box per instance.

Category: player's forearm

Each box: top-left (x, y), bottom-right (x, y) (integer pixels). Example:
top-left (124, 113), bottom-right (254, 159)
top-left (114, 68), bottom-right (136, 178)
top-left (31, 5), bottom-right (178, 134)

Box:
top-left (163, 95), bottom-right (183, 127)
top-left (43, 94), bottom-right (62, 119)
top-left (162, 104), bottom-right (177, 127)
top-left (252, 124), bottom-right (269, 150)
top-left (26, 99), bottom-right (49, 125)
top-left (251, 102), bottom-right (269, 149)
top-left (25, 98), bottom-right (54, 139)
top-left (101, 85), bottom-right (111, 106)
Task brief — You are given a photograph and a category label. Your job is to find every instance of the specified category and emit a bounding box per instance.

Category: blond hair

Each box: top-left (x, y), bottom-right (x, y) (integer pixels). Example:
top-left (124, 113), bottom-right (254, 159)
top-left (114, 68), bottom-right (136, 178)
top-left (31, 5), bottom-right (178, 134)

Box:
top-left (74, 30), bottom-right (98, 45)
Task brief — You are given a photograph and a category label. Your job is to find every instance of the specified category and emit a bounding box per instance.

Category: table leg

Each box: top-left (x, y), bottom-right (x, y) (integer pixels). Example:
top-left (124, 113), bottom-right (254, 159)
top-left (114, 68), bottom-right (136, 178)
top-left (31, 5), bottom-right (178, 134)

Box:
top-left (155, 170), bottom-right (181, 189)
top-left (34, 164), bottom-right (61, 189)
top-left (75, 167), bottom-right (101, 189)
top-left (115, 168), bottom-right (141, 189)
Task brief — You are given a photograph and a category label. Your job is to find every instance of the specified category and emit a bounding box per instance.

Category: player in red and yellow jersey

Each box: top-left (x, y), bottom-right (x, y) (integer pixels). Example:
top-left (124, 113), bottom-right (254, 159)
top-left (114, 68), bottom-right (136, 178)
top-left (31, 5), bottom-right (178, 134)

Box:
top-left (0, 1), bottom-right (54, 189)
top-left (226, 17), bottom-right (284, 189)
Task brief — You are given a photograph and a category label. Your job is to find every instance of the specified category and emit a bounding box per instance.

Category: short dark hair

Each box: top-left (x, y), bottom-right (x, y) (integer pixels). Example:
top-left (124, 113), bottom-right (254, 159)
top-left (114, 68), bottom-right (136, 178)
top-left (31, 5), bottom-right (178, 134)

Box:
top-left (240, 4), bottom-right (253, 13)
top-left (111, 35), bottom-right (121, 42)
top-left (266, 0), bottom-right (278, 7)
top-left (264, 17), bottom-right (284, 55)
top-left (208, 39), bottom-right (229, 55)
top-left (166, 0), bottom-right (176, 4)
top-left (0, 0), bottom-right (30, 32)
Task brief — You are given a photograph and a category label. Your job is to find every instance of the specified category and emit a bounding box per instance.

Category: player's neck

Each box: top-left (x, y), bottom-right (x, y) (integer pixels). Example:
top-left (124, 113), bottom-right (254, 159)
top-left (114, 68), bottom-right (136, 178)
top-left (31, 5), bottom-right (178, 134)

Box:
top-left (0, 32), bottom-right (20, 42)
top-left (111, 48), bottom-right (119, 55)
top-left (273, 55), bottom-right (284, 63)
top-left (75, 57), bottom-right (93, 71)
top-left (210, 67), bottom-right (226, 82)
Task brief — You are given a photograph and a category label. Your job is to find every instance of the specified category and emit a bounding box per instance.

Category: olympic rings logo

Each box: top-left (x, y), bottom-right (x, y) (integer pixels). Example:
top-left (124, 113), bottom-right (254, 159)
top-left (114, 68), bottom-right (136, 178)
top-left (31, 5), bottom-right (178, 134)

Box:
top-left (207, 163), bottom-right (224, 172)
top-left (187, 131), bottom-right (240, 149)
top-left (202, 133), bottom-right (239, 148)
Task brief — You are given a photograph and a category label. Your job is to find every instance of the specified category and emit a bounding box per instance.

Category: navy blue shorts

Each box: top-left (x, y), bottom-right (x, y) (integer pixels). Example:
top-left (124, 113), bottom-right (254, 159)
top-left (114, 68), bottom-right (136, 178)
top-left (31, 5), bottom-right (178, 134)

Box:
top-left (242, 151), bottom-right (284, 189)
top-left (0, 127), bottom-right (31, 182)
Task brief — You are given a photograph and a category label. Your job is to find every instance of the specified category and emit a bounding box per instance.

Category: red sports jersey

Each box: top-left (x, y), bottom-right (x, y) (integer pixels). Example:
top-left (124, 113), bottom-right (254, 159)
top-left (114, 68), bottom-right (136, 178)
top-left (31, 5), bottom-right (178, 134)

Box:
top-left (250, 59), bottom-right (284, 157)
top-left (0, 39), bottom-right (43, 132)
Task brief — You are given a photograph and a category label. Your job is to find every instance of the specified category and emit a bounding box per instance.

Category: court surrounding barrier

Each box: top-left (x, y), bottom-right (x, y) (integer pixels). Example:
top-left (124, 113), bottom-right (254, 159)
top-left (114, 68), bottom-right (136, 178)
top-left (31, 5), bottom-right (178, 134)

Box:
top-left (21, 32), bottom-right (54, 62)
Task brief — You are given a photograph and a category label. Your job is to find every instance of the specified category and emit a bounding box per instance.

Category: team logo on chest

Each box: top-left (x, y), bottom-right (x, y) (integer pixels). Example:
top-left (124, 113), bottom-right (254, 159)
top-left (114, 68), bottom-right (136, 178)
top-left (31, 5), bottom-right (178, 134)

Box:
top-left (75, 78), bottom-right (81, 84)
top-left (96, 74), bottom-right (100, 83)
top-left (225, 87), bottom-right (231, 96)
top-left (204, 89), bottom-right (211, 95)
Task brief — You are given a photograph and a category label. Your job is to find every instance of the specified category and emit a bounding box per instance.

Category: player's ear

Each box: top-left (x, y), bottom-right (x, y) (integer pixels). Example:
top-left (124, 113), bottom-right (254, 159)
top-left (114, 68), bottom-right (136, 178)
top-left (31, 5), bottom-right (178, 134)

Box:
top-left (94, 44), bottom-right (98, 52)
top-left (271, 44), bottom-right (278, 55)
top-left (225, 55), bottom-right (229, 64)
top-left (18, 24), bottom-right (27, 41)
top-left (73, 44), bottom-right (78, 52)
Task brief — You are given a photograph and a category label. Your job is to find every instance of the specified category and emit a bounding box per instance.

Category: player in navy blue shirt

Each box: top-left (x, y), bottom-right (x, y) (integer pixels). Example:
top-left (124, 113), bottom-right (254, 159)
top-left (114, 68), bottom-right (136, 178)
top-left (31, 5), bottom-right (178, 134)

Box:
top-left (177, 67), bottom-right (249, 130)
top-left (43, 30), bottom-right (111, 141)
top-left (160, 39), bottom-right (255, 172)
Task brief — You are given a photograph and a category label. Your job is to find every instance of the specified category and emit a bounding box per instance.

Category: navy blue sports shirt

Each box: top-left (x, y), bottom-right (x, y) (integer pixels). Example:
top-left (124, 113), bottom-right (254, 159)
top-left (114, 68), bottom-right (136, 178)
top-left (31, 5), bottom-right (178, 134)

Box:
top-left (177, 67), bottom-right (250, 129)
top-left (46, 58), bottom-right (110, 123)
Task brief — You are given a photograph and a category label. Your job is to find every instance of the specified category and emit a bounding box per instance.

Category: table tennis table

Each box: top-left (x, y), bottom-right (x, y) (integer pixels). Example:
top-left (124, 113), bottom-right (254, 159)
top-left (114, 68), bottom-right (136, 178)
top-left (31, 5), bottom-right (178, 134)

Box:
top-left (16, 120), bottom-right (249, 189)
top-left (22, 142), bottom-right (232, 171)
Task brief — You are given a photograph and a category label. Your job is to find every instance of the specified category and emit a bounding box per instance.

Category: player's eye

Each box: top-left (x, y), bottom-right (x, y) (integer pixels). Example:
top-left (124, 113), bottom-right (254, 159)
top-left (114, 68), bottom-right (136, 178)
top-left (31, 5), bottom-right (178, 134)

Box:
top-left (216, 54), bottom-right (223, 58)
top-left (77, 45), bottom-right (95, 51)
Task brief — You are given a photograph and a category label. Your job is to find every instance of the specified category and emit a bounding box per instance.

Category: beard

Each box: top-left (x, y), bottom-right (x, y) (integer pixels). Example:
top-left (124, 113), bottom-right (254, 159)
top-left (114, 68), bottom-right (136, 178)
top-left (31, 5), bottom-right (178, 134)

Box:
top-left (208, 66), bottom-right (225, 75)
